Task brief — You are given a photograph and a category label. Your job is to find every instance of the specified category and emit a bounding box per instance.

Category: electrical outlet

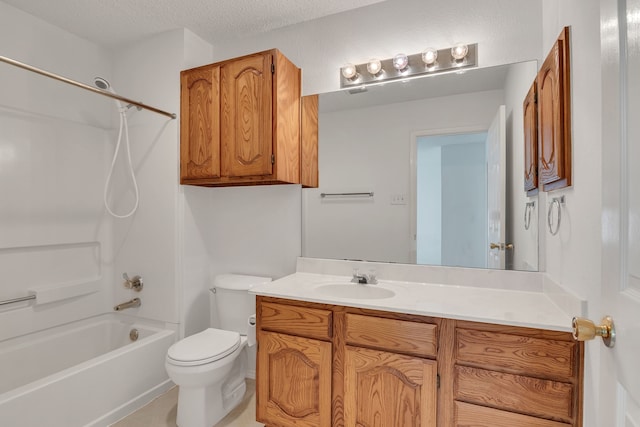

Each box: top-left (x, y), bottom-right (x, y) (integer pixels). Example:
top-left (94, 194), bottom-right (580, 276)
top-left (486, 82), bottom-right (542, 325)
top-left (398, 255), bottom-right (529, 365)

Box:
top-left (390, 193), bottom-right (407, 205)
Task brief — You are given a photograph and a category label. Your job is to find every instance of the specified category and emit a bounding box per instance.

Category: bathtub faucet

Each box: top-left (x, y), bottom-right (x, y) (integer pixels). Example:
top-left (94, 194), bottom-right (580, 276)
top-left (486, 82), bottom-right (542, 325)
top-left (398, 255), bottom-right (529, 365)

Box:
top-left (114, 298), bottom-right (141, 311)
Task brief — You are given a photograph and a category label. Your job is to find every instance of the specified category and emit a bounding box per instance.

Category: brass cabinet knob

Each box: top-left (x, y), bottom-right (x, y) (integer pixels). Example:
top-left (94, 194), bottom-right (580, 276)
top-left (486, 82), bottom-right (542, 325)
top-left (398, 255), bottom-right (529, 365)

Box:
top-left (572, 316), bottom-right (615, 348)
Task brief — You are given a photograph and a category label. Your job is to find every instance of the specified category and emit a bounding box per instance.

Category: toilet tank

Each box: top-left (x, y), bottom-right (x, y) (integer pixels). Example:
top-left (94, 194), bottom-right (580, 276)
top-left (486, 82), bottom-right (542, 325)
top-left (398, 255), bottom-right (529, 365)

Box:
top-left (210, 274), bottom-right (271, 334)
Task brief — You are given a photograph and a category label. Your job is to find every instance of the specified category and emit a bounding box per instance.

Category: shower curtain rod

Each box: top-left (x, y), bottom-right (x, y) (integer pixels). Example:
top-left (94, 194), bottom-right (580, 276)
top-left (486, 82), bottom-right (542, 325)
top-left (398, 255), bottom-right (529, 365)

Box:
top-left (0, 55), bottom-right (176, 119)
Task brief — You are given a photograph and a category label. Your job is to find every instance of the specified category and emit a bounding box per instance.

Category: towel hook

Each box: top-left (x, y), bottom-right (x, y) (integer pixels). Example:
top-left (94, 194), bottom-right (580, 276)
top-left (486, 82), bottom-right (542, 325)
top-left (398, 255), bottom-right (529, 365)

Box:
top-left (547, 196), bottom-right (565, 236)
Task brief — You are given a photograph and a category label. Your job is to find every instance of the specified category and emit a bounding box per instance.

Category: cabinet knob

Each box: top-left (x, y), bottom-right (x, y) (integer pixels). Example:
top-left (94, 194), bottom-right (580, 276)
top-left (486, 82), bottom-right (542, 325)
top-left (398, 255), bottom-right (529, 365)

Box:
top-left (571, 316), bottom-right (615, 348)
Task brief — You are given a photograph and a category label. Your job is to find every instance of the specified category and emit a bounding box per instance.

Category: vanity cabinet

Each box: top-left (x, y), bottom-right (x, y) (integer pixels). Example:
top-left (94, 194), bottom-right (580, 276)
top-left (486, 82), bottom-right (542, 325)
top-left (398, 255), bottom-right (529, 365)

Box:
top-left (256, 297), bottom-right (583, 427)
top-left (257, 301), bottom-right (333, 427)
top-left (180, 49), bottom-right (305, 187)
top-left (342, 314), bottom-right (438, 427)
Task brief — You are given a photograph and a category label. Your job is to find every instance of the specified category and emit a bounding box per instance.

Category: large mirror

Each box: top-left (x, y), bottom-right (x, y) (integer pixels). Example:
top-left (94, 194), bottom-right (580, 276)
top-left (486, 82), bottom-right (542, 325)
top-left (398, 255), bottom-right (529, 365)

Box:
top-left (302, 60), bottom-right (540, 271)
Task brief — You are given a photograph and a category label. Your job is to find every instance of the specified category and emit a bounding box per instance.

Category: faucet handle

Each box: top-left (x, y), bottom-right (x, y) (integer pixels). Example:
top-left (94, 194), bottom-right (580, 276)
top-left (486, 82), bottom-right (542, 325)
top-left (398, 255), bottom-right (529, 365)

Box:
top-left (123, 273), bottom-right (144, 292)
top-left (366, 269), bottom-right (378, 284)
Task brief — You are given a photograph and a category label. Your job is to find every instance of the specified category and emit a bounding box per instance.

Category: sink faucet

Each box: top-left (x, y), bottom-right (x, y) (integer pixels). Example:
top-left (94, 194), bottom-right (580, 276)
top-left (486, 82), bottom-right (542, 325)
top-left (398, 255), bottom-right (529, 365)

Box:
top-left (351, 269), bottom-right (378, 285)
top-left (114, 298), bottom-right (141, 311)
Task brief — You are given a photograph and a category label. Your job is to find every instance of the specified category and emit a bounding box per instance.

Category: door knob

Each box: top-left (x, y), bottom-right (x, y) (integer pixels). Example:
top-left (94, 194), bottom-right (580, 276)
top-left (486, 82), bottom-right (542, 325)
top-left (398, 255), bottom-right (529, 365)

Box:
top-left (572, 316), bottom-right (615, 348)
top-left (489, 243), bottom-right (514, 250)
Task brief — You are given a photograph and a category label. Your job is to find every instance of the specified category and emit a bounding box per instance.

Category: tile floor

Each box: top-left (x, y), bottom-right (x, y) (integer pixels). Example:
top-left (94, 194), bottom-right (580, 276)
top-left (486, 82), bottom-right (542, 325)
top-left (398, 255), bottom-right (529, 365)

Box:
top-left (111, 380), bottom-right (264, 427)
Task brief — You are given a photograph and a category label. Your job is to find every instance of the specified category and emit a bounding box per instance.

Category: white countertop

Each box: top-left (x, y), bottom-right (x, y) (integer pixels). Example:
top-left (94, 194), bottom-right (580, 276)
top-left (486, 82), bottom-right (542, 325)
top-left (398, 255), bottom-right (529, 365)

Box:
top-left (250, 272), bottom-right (575, 332)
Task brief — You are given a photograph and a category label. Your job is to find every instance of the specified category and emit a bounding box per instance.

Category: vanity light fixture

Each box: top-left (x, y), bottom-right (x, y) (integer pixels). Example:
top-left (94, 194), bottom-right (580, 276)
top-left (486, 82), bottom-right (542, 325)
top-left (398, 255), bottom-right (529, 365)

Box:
top-left (421, 48), bottom-right (438, 66)
top-left (392, 53), bottom-right (409, 71)
top-left (451, 43), bottom-right (469, 61)
top-left (341, 63), bottom-right (358, 80)
top-left (340, 43), bottom-right (477, 89)
top-left (366, 58), bottom-right (383, 76)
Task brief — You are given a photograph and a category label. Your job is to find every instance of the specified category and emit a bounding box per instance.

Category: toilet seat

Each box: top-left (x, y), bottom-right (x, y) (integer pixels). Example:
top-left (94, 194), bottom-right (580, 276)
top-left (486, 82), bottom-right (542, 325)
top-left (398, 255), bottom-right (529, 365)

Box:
top-left (167, 328), bottom-right (241, 367)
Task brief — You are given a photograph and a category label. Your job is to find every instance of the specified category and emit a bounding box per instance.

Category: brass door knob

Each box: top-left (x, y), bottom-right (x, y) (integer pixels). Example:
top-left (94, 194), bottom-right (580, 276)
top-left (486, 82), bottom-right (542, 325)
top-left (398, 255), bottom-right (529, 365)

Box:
top-left (572, 316), bottom-right (615, 348)
top-left (489, 243), bottom-right (515, 250)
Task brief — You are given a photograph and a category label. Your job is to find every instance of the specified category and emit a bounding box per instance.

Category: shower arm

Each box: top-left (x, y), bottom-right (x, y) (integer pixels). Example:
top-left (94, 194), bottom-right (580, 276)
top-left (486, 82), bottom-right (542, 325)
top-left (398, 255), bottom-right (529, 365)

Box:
top-left (0, 55), bottom-right (176, 119)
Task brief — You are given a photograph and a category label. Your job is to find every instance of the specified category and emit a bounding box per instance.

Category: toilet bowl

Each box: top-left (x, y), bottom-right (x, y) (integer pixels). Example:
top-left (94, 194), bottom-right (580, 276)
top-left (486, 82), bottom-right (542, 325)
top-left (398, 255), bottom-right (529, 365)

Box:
top-left (165, 330), bottom-right (248, 427)
top-left (165, 274), bottom-right (270, 427)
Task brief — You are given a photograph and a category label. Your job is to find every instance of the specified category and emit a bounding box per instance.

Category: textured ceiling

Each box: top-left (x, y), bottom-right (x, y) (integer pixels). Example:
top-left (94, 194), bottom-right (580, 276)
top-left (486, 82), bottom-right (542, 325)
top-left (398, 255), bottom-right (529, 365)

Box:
top-left (4, 0), bottom-right (386, 49)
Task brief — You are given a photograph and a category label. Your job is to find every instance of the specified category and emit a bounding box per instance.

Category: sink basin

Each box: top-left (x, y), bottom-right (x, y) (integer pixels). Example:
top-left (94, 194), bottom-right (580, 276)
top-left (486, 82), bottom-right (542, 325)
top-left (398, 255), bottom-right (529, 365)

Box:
top-left (314, 283), bottom-right (395, 299)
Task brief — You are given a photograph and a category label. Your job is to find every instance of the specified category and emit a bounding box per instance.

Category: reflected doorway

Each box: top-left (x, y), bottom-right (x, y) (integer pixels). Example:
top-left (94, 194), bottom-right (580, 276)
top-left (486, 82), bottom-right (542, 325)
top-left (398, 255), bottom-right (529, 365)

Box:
top-left (414, 131), bottom-right (488, 268)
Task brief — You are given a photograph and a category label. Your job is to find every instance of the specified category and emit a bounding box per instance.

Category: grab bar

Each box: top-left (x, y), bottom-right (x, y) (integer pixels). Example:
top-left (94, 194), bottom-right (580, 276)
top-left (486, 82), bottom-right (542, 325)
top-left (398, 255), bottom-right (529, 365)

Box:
top-left (0, 294), bottom-right (36, 307)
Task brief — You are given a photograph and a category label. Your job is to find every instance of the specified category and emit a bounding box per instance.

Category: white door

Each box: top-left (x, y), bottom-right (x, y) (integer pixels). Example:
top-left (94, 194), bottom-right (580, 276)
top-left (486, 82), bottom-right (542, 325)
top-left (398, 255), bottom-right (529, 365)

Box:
top-left (486, 105), bottom-right (506, 269)
top-left (599, 0), bottom-right (640, 424)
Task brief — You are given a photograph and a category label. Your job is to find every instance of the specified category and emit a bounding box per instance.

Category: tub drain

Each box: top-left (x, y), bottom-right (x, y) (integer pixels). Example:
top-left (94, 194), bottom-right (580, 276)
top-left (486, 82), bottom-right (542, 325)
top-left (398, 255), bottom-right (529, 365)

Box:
top-left (129, 328), bottom-right (139, 341)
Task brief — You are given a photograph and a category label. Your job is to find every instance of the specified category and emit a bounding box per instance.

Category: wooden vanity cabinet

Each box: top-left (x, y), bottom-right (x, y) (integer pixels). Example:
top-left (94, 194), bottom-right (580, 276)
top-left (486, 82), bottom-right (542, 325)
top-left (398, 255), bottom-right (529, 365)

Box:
top-left (180, 49), bottom-right (304, 187)
top-left (257, 301), bottom-right (333, 427)
top-left (255, 297), bottom-right (583, 427)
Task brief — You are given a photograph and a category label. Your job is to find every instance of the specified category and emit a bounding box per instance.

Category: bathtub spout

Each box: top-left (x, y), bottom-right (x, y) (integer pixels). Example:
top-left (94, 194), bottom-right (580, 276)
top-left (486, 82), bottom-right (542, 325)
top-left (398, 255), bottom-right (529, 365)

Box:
top-left (114, 298), bottom-right (141, 311)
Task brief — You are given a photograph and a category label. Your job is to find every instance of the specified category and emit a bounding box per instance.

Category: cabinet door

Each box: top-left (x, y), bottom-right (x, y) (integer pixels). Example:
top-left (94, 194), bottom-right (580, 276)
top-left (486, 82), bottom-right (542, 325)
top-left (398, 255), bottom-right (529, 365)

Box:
top-left (537, 27), bottom-right (571, 191)
top-left (257, 331), bottom-right (332, 427)
top-left (344, 346), bottom-right (437, 427)
top-left (221, 52), bottom-right (273, 178)
top-left (523, 80), bottom-right (538, 195)
top-left (180, 65), bottom-right (220, 182)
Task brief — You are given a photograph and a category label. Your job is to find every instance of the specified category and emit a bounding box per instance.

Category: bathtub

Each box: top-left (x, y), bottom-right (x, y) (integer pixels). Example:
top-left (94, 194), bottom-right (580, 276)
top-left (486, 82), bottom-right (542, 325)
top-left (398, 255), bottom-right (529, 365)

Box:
top-left (0, 313), bottom-right (176, 426)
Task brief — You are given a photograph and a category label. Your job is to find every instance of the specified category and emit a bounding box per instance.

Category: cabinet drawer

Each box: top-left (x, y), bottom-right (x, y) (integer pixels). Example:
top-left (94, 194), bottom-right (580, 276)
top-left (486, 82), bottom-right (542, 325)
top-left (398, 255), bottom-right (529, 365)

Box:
top-left (260, 301), bottom-right (332, 340)
top-left (454, 365), bottom-right (573, 423)
top-left (345, 313), bottom-right (437, 357)
top-left (454, 401), bottom-right (571, 427)
top-left (456, 328), bottom-right (576, 379)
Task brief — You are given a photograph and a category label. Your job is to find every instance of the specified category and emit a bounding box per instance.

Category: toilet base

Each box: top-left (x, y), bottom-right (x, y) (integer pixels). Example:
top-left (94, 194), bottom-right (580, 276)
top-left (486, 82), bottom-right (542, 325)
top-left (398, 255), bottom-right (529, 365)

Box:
top-left (173, 344), bottom-right (248, 427)
top-left (176, 380), bottom-right (246, 427)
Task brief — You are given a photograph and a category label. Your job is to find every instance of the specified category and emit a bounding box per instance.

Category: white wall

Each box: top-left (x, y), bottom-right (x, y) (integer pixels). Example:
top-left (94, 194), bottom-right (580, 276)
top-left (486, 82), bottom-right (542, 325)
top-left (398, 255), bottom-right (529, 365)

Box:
top-left (210, 0), bottom-right (543, 95)
top-left (0, 1), bottom-right (114, 340)
top-left (110, 30), bottom-right (183, 325)
top-left (541, 2), bottom-right (602, 426)
top-left (303, 90), bottom-right (503, 264)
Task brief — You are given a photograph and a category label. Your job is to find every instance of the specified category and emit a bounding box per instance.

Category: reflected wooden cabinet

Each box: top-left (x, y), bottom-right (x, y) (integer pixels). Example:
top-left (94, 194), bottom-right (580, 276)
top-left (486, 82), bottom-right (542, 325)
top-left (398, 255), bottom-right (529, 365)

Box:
top-left (537, 26), bottom-right (572, 192)
top-left (180, 49), bottom-right (312, 187)
top-left (256, 296), bottom-right (583, 427)
top-left (523, 80), bottom-right (538, 195)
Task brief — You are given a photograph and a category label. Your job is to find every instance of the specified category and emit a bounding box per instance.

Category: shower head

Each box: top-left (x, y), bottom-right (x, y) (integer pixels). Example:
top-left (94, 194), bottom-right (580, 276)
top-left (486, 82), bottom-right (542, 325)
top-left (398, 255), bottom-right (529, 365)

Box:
top-left (94, 77), bottom-right (112, 91)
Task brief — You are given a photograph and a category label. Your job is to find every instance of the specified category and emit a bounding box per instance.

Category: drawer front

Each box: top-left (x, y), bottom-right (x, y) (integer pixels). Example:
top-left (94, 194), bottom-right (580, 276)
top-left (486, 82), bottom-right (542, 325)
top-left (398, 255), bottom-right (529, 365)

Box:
top-left (260, 301), bottom-right (332, 340)
top-left (454, 366), bottom-right (574, 423)
top-left (454, 401), bottom-right (571, 427)
top-left (456, 328), bottom-right (575, 379)
top-left (345, 313), bottom-right (437, 357)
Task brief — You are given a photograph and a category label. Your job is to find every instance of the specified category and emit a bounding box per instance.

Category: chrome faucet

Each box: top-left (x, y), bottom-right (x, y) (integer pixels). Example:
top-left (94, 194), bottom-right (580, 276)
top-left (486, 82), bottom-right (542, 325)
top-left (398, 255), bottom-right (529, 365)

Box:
top-left (351, 269), bottom-right (378, 285)
top-left (114, 298), bottom-right (141, 311)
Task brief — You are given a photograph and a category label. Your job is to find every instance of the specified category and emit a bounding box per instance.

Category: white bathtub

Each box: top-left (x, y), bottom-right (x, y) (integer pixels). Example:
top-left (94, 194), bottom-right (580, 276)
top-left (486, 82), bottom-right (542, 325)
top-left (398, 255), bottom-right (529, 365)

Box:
top-left (0, 313), bottom-right (176, 426)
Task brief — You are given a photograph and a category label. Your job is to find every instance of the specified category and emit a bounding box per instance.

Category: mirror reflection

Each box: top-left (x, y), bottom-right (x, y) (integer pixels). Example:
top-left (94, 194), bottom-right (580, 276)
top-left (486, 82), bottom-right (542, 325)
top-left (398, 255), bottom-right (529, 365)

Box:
top-left (302, 60), bottom-right (539, 271)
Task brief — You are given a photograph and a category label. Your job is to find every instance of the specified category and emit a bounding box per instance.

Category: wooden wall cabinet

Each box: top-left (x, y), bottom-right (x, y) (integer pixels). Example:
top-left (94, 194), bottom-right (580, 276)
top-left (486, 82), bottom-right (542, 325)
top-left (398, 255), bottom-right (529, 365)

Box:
top-left (256, 297), bottom-right (583, 427)
top-left (537, 27), bottom-right (572, 191)
top-left (180, 49), bottom-right (317, 187)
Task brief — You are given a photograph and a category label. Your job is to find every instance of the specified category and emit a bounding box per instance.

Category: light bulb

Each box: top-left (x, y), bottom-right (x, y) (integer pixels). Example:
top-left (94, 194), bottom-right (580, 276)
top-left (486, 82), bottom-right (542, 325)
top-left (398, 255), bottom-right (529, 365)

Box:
top-left (341, 63), bottom-right (358, 80)
top-left (367, 59), bottom-right (382, 76)
top-left (392, 53), bottom-right (409, 71)
top-left (421, 48), bottom-right (438, 66)
top-left (451, 44), bottom-right (469, 61)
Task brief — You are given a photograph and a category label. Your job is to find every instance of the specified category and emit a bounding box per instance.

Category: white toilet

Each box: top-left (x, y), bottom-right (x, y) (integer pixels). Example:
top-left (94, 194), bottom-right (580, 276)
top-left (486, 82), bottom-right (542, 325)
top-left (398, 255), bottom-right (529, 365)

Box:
top-left (165, 274), bottom-right (271, 427)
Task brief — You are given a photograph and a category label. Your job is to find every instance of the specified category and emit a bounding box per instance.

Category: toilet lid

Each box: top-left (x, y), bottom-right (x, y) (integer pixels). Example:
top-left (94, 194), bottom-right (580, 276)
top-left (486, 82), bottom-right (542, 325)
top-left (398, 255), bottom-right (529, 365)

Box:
top-left (167, 328), bottom-right (241, 367)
